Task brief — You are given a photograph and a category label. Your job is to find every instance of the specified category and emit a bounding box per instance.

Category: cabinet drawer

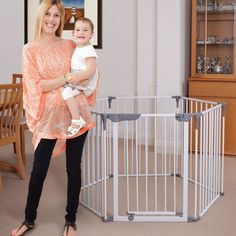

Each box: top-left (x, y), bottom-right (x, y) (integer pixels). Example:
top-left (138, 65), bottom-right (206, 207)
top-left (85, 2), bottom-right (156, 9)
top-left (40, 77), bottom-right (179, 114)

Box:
top-left (189, 80), bottom-right (236, 98)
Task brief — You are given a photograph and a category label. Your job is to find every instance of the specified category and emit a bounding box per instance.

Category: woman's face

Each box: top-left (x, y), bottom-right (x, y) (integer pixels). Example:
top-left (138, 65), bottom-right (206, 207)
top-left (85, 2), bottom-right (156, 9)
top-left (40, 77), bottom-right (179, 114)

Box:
top-left (42, 5), bottom-right (61, 36)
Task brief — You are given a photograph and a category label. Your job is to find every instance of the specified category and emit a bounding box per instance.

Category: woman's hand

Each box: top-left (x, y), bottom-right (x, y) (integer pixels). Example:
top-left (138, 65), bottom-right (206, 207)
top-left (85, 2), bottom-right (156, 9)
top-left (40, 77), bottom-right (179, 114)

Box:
top-left (41, 75), bottom-right (68, 92)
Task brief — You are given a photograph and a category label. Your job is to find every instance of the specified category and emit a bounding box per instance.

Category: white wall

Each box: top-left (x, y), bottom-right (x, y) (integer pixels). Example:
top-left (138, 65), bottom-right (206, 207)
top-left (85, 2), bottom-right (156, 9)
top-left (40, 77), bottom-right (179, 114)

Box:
top-left (98, 0), bottom-right (137, 97)
top-left (99, 0), bottom-right (191, 97)
top-left (137, 0), bottom-right (157, 96)
top-left (0, 0), bottom-right (24, 83)
top-left (0, 0), bottom-right (191, 97)
top-left (156, 0), bottom-right (191, 96)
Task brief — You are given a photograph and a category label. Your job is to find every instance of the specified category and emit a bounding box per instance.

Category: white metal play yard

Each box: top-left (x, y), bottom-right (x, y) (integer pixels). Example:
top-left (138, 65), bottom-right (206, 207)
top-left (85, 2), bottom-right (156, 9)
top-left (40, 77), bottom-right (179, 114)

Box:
top-left (80, 96), bottom-right (225, 222)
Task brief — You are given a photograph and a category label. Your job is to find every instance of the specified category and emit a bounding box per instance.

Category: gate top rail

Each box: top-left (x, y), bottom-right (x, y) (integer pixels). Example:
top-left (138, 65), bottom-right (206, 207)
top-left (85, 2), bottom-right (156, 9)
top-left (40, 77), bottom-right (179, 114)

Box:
top-left (94, 96), bottom-right (223, 115)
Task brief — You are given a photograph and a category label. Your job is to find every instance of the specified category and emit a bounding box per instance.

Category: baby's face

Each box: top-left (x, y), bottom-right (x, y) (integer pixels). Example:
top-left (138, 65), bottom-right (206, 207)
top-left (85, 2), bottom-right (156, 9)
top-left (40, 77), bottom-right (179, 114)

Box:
top-left (73, 21), bottom-right (93, 46)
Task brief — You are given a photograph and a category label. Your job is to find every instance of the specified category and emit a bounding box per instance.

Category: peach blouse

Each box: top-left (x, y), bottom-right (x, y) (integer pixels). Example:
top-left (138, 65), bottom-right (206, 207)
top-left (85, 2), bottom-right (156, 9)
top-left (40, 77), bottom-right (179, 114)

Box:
top-left (22, 39), bottom-right (92, 157)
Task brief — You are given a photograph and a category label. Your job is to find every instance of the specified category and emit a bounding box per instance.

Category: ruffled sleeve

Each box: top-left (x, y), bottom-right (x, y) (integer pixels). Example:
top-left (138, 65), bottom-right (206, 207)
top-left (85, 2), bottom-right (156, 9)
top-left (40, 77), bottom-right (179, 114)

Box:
top-left (22, 44), bottom-right (46, 129)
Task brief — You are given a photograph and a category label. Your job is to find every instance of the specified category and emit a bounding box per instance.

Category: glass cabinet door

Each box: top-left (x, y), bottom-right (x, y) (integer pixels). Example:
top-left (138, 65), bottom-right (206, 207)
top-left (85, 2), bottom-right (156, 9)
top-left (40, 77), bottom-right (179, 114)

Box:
top-left (194, 0), bottom-right (236, 76)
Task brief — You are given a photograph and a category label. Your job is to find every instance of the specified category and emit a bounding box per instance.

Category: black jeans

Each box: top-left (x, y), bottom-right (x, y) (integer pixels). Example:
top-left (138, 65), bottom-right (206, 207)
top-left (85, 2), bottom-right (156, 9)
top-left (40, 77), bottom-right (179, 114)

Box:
top-left (24, 132), bottom-right (88, 223)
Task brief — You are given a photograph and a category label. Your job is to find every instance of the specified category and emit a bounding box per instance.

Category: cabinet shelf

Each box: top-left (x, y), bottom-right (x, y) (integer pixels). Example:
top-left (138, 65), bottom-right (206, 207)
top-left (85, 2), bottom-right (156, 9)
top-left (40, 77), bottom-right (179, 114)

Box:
top-left (197, 13), bottom-right (234, 21)
top-left (196, 42), bottom-right (234, 45)
top-left (197, 72), bottom-right (232, 75)
top-left (197, 10), bottom-right (236, 14)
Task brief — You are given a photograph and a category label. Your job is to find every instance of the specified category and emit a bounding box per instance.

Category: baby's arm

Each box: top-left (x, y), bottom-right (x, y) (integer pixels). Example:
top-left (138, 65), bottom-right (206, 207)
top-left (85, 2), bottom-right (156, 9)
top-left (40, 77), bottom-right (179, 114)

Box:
top-left (69, 57), bottom-right (97, 86)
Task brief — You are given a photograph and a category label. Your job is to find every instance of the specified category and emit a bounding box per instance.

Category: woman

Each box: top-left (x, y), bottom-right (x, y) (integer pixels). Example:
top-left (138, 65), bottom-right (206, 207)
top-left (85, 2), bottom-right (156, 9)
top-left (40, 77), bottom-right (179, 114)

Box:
top-left (11, 0), bottom-right (93, 235)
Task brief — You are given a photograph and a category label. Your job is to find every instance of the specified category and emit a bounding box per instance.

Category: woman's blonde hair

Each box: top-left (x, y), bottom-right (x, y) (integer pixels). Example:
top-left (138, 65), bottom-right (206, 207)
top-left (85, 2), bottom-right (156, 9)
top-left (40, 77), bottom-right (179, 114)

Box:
top-left (35, 0), bottom-right (65, 40)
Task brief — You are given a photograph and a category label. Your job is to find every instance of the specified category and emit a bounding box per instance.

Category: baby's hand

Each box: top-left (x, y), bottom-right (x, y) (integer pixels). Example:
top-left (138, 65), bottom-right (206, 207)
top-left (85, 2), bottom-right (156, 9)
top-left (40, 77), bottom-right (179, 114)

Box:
top-left (79, 79), bottom-right (89, 86)
top-left (70, 76), bottom-right (80, 85)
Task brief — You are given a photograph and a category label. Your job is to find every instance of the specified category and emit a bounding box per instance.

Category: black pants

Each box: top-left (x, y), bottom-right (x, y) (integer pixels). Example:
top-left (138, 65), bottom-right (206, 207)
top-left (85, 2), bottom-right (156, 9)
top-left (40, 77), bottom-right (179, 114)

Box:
top-left (24, 132), bottom-right (88, 223)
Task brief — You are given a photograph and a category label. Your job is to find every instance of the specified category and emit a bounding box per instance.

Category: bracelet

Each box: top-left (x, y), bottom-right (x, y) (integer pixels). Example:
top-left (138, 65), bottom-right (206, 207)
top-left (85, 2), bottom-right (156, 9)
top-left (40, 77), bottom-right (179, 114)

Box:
top-left (65, 74), bottom-right (73, 85)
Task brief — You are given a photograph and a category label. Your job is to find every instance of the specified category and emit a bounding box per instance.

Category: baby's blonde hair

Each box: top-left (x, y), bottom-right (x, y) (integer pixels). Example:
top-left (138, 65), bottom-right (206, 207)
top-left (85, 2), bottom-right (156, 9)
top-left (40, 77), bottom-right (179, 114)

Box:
top-left (75, 17), bottom-right (94, 33)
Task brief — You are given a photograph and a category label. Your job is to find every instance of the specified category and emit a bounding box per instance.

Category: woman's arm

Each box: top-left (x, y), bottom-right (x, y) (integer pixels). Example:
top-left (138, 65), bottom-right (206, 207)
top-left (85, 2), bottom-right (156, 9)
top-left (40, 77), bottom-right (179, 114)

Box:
top-left (41, 76), bottom-right (67, 92)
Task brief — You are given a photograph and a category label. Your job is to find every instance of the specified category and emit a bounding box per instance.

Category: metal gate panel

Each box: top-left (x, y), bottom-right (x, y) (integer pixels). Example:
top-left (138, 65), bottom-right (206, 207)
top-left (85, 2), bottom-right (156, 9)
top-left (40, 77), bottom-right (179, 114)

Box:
top-left (80, 96), bottom-right (225, 222)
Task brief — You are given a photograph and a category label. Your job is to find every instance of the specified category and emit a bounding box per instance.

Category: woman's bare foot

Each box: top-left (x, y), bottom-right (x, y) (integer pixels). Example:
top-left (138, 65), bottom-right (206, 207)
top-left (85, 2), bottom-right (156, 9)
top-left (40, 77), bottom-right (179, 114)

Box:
top-left (63, 222), bottom-right (77, 236)
top-left (11, 221), bottom-right (34, 236)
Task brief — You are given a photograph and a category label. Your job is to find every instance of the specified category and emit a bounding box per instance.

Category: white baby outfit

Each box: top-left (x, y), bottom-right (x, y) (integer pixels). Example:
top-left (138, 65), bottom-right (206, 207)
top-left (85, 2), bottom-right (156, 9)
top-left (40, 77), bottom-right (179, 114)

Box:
top-left (62, 44), bottom-right (98, 100)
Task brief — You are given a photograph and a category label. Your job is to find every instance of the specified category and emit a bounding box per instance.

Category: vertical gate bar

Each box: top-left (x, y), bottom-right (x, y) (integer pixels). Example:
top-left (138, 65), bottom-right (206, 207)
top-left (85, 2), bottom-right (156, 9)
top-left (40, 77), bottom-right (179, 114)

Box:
top-left (145, 117), bottom-right (148, 211)
top-left (168, 117), bottom-right (171, 174)
top-left (169, 117), bottom-right (172, 175)
top-left (116, 99), bottom-right (119, 113)
top-left (173, 117), bottom-right (177, 213)
top-left (205, 110), bottom-right (208, 210)
top-left (218, 108), bottom-right (222, 195)
top-left (194, 119), bottom-right (199, 219)
top-left (211, 109), bottom-right (214, 201)
top-left (218, 108), bottom-right (221, 195)
top-left (216, 108), bottom-right (220, 195)
top-left (208, 111), bottom-right (212, 206)
top-left (113, 122), bottom-right (119, 221)
top-left (205, 111), bottom-right (209, 211)
top-left (221, 110), bottom-right (225, 194)
top-left (135, 120), bottom-right (139, 212)
top-left (210, 110), bottom-right (214, 201)
top-left (185, 99), bottom-right (188, 113)
top-left (181, 100), bottom-right (188, 177)
top-left (169, 99), bottom-right (172, 175)
top-left (176, 99), bottom-right (182, 176)
top-left (102, 127), bottom-right (107, 219)
top-left (203, 109), bottom-right (208, 210)
top-left (96, 116), bottom-right (101, 213)
top-left (202, 113), bottom-right (206, 212)
top-left (213, 107), bottom-right (216, 199)
top-left (123, 123), bottom-right (126, 175)
top-left (182, 121), bottom-right (189, 221)
top-left (164, 117), bottom-right (167, 212)
top-left (126, 121), bottom-right (130, 213)
top-left (87, 130), bottom-right (91, 208)
top-left (190, 100), bottom-right (193, 179)
top-left (199, 103), bottom-right (203, 215)
top-left (213, 109), bottom-right (218, 198)
top-left (161, 99), bottom-right (164, 174)
top-left (216, 109), bottom-right (219, 196)
top-left (176, 113), bottom-right (179, 177)
top-left (214, 109), bottom-right (219, 197)
top-left (109, 119), bottom-right (112, 177)
top-left (138, 112), bottom-right (142, 175)
top-left (205, 112), bottom-right (209, 209)
top-left (92, 127), bottom-right (95, 210)
top-left (212, 110), bottom-right (215, 200)
top-left (168, 99), bottom-right (172, 175)
top-left (131, 100), bottom-right (134, 174)
top-left (154, 116), bottom-right (158, 212)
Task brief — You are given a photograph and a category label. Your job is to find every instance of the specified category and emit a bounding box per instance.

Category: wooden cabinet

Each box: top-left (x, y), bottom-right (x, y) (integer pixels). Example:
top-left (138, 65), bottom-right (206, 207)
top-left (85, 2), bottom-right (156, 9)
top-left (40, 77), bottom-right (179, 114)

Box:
top-left (189, 0), bottom-right (236, 155)
top-left (189, 78), bottom-right (236, 155)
